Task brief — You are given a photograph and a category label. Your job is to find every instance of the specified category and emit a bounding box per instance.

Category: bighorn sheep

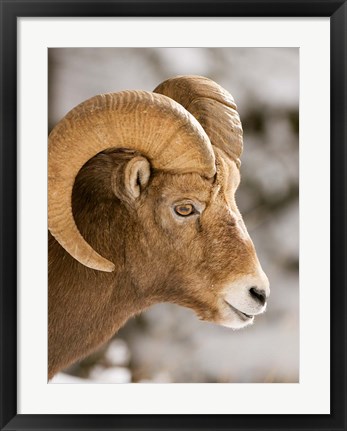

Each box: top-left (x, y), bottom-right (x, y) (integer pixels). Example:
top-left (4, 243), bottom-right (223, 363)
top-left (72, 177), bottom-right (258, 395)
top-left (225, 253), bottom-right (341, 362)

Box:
top-left (48, 75), bottom-right (270, 379)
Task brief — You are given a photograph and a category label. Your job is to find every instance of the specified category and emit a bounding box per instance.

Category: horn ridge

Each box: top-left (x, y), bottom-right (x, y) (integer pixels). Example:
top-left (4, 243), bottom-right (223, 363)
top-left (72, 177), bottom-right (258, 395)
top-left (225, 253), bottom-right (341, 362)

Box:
top-left (154, 75), bottom-right (243, 166)
top-left (49, 90), bottom-right (215, 272)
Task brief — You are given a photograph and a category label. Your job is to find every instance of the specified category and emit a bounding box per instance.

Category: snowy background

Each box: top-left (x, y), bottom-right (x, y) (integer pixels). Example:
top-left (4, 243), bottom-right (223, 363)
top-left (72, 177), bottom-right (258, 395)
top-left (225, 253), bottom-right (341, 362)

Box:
top-left (48, 48), bottom-right (299, 384)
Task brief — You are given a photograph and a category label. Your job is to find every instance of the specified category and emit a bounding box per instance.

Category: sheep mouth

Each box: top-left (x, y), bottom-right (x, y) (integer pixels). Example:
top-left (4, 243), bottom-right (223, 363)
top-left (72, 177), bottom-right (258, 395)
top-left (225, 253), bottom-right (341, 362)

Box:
top-left (224, 300), bottom-right (254, 321)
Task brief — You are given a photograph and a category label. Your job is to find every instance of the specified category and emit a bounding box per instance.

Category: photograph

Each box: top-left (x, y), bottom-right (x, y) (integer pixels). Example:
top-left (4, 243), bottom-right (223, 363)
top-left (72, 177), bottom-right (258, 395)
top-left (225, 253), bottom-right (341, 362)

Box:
top-left (48, 47), bottom-right (299, 384)
top-left (1, 2), bottom-right (346, 429)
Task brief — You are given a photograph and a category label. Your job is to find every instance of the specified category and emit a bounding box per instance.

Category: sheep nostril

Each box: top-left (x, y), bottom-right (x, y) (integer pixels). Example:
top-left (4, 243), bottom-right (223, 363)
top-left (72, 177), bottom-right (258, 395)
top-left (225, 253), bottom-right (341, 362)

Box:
top-left (249, 287), bottom-right (266, 306)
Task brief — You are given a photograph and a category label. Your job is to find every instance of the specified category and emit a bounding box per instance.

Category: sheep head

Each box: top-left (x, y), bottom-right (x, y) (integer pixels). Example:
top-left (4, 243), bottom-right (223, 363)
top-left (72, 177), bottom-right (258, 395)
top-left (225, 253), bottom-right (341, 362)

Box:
top-left (48, 76), bottom-right (269, 332)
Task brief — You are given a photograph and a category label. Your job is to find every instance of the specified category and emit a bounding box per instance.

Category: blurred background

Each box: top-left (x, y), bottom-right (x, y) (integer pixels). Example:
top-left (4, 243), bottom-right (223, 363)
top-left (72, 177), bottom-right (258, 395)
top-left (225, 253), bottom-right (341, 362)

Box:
top-left (48, 48), bottom-right (299, 383)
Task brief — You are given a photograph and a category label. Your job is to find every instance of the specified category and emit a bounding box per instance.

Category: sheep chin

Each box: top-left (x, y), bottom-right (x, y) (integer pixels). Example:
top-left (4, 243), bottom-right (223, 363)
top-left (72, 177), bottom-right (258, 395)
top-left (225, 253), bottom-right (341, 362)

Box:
top-left (218, 310), bottom-right (255, 330)
top-left (195, 301), bottom-right (255, 330)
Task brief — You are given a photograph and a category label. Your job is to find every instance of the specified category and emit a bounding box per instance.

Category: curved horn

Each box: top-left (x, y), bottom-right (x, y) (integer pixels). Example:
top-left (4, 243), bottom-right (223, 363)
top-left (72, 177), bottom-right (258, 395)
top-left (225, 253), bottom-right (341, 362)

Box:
top-left (49, 91), bottom-right (215, 272)
top-left (154, 75), bottom-right (243, 167)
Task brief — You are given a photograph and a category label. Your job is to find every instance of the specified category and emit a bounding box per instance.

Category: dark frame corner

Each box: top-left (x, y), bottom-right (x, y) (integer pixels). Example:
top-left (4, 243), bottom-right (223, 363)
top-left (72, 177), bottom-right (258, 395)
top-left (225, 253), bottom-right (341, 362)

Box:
top-left (1, 1), bottom-right (346, 430)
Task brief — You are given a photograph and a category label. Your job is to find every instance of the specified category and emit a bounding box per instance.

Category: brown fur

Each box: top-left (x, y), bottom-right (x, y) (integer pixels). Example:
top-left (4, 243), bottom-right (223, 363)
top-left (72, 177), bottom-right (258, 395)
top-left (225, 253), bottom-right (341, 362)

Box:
top-left (48, 149), bottom-right (258, 378)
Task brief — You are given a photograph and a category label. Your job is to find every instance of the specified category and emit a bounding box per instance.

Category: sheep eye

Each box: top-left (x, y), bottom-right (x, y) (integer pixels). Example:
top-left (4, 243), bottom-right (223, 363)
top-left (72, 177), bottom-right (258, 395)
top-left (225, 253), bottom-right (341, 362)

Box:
top-left (174, 204), bottom-right (195, 217)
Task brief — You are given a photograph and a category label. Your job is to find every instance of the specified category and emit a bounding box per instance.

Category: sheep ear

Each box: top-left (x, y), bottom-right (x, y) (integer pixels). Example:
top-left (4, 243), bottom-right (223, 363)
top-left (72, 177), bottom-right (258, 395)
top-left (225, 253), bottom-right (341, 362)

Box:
top-left (124, 156), bottom-right (151, 200)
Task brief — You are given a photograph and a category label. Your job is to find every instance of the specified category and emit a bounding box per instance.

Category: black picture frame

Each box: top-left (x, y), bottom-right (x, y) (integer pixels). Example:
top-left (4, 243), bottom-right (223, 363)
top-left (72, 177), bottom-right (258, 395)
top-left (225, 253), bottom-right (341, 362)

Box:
top-left (1, 1), bottom-right (346, 430)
